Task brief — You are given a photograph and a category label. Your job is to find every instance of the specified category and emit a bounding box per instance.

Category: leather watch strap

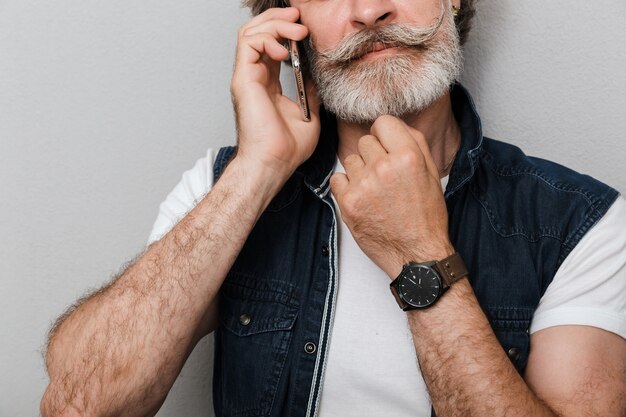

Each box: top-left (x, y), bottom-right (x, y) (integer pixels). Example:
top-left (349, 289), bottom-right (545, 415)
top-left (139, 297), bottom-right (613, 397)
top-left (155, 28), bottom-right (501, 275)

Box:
top-left (432, 252), bottom-right (468, 287)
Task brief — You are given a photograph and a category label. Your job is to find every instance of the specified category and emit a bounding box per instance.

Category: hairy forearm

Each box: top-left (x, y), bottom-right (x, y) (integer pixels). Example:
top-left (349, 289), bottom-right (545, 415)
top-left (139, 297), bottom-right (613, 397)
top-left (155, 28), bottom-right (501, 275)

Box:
top-left (407, 280), bottom-right (557, 417)
top-left (42, 157), bottom-right (287, 417)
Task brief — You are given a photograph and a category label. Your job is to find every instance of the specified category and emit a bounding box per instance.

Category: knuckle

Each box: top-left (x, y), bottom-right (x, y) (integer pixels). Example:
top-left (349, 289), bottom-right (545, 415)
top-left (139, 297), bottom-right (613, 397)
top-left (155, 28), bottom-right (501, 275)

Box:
top-left (241, 32), bottom-right (275, 51)
top-left (240, 24), bottom-right (267, 39)
top-left (360, 176), bottom-right (375, 192)
top-left (329, 175), bottom-right (341, 190)
top-left (399, 151), bottom-right (421, 167)
top-left (341, 192), bottom-right (358, 217)
top-left (230, 82), bottom-right (239, 99)
top-left (260, 32), bottom-right (277, 44)
top-left (230, 73), bottom-right (244, 93)
top-left (238, 23), bottom-right (251, 38)
top-left (374, 159), bottom-right (393, 178)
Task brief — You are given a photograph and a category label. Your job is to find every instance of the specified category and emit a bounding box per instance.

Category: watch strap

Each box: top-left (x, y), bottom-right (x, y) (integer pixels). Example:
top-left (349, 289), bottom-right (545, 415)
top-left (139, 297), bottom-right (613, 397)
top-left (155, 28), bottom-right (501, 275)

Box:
top-left (432, 252), bottom-right (468, 287)
top-left (389, 280), bottom-right (408, 310)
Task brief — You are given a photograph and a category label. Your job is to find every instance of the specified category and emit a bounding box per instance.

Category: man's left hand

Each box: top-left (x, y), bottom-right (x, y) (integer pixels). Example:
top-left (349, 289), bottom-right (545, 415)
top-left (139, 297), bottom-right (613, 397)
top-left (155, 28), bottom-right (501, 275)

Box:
top-left (330, 115), bottom-right (455, 278)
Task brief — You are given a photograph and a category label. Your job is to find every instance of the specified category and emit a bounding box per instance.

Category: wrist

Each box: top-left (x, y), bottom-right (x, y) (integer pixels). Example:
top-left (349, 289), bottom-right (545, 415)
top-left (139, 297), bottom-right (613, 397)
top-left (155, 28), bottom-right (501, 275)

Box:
top-left (224, 155), bottom-right (294, 209)
top-left (406, 277), bottom-right (473, 318)
top-left (389, 251), bottom-right (469, 311)
top-left (387, 241), bottom-right (456, 279)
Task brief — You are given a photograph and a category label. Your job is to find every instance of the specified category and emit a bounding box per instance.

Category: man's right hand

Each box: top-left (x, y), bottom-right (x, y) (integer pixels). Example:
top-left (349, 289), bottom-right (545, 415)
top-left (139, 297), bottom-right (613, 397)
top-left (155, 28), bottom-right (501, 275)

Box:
top-left (231, 7), bottom-right (321, 181)
top-left (41, 9), bottom-right (323, 417)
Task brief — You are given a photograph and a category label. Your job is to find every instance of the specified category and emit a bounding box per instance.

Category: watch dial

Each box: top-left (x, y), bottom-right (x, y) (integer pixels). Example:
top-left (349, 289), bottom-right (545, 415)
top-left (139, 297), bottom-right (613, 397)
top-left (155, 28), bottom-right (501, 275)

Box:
top-left (399, 265), bottom-right (441, 308)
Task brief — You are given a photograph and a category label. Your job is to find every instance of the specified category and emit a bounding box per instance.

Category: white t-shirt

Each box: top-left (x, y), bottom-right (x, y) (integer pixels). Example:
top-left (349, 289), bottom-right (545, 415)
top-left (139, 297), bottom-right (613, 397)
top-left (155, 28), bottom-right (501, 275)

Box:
top-left (147, 148), bottom-right (626, 417)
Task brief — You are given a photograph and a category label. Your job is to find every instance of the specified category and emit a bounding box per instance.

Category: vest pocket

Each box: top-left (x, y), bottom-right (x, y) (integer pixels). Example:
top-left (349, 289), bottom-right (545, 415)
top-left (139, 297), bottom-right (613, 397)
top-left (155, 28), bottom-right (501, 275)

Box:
top-left (485, 307), bottom-right (532, 373)
top-left (214, 275), bottom-right (299, 417)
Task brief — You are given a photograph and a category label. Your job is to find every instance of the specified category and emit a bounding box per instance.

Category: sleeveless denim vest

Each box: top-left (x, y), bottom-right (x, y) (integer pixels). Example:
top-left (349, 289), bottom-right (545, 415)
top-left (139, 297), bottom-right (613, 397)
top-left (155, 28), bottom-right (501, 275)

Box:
top-left (210, 84), bottom-right (618, 417)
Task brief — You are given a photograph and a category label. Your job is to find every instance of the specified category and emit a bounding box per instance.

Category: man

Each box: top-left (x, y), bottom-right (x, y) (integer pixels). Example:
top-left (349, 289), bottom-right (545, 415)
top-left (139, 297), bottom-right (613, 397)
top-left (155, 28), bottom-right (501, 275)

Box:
top-left (41, 0), bottom-right (626, 416)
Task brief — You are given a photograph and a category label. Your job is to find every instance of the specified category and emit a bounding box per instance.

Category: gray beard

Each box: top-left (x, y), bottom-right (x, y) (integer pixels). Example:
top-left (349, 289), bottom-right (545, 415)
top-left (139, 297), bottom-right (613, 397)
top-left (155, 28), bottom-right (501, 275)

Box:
top-left (303, 13), bottom-right (463, 124)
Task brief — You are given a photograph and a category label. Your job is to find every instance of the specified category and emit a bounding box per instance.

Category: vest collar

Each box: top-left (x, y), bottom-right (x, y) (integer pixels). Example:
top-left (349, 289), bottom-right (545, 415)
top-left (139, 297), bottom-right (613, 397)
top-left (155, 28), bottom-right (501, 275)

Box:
top-left (297, 106), bottom-right (340, 197)
top-left (296, 82), bottom-right (484, 198)
top-left (445, 82), bottom-right (484, 198)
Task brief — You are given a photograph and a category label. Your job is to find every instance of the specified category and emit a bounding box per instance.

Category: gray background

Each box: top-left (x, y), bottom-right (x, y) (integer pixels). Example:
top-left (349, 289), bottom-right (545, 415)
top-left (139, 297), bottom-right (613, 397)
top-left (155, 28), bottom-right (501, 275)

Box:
top-left (1, 1), bottom-right (625, 416)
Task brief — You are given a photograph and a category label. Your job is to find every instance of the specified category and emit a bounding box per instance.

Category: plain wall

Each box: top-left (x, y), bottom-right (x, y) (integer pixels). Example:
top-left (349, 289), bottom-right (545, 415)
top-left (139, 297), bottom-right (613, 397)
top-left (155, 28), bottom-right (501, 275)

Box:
top-left (1, 1), bottom-right (624, 416)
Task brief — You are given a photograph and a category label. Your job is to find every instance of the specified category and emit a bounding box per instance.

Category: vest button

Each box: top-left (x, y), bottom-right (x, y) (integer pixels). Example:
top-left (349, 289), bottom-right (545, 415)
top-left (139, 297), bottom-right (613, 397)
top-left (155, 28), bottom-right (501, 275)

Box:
top-left (321, 245), bottom-right (329, 257)
top-left (507, 347), bottom-right (521, 362)
top-left (239, 314), bottom-right (251, 326)
top-left (304, 342), bottom-right (317, 354)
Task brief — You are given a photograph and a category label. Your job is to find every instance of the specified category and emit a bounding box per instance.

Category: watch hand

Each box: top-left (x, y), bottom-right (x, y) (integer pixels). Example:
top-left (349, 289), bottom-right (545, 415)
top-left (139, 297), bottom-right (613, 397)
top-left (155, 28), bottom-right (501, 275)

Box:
top-left (408, 278), bottom-right (417, 285)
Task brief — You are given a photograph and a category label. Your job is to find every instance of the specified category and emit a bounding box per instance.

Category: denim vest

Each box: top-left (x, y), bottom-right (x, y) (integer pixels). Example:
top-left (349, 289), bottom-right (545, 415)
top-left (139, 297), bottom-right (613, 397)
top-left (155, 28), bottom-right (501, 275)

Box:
top-left (211, 84), bottom-right (618, 417)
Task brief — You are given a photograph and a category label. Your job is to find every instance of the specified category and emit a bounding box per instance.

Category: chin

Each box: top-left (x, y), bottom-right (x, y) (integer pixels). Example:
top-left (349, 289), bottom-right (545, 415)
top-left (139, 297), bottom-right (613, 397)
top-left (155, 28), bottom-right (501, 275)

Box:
top-left (319, 59), bottom-right (453, 124)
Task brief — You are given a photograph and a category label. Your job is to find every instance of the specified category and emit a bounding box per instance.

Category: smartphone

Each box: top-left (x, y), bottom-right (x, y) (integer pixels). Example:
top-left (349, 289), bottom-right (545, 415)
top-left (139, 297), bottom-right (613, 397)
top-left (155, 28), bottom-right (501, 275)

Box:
top-left (288, 39), bottom-right (310, 122)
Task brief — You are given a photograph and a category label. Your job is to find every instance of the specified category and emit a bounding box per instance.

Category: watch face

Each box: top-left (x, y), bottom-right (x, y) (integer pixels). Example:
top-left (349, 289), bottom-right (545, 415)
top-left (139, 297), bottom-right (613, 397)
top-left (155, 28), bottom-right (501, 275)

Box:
top-left (398, 265), bottom-right (442, 308)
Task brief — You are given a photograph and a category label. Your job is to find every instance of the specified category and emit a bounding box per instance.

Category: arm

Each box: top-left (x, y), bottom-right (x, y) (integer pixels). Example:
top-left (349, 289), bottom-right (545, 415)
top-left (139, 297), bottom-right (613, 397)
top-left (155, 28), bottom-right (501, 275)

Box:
top-left (41, 7), bottom-right (320, 417)
top-left (407, 281), bottom-right (626, 416)
top-left (330, 115), bottom-right (626, 417)
top-left (41, 156), bottom-right (289, 417)
top-left (525, 325), bottom-right (626, 416)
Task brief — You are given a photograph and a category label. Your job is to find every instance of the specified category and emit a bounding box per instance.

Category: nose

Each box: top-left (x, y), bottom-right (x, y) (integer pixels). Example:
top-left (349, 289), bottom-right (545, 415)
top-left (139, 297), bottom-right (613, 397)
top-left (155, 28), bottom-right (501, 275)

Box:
top-left (349, 0), bottom-right (396, 28)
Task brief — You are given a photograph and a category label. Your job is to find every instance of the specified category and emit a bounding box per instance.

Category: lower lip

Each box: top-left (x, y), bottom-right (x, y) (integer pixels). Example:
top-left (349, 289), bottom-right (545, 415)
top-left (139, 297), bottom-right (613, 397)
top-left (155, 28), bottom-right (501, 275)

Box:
top-left (360, 46), bottom-right (403, 61)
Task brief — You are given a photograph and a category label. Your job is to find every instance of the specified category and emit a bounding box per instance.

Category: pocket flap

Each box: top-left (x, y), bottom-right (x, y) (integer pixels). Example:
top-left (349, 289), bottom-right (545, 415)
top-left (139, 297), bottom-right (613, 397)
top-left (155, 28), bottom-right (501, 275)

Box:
top-left (219, 274), bottom-right (299, 337)
top-left (486, 306), bottom-right (532, 371)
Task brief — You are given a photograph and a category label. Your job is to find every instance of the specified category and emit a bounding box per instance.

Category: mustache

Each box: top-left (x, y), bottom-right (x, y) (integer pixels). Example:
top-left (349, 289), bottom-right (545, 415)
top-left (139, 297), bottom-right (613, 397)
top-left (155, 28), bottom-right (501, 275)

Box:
top-left (313, 20), bottom-right (444, 64)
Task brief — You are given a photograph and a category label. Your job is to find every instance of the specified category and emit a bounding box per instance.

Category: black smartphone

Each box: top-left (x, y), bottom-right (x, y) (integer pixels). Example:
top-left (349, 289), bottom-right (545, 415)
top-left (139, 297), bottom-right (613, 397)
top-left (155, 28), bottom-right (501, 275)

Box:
top-left (288, 39), bottom-right (310, 122)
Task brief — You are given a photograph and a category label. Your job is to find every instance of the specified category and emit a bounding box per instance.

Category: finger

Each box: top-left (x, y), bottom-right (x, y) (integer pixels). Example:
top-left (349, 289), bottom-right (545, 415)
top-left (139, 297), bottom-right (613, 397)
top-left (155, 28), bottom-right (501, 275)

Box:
top-left (239, 7), bottom-right (300, 35)
top-left (357, 134), bottom-right (386, 165)
top-left (242, 20), bottom-right (308, 43)
top-left (342, 153), bottom-right (365, 179)
top-left (275, 93), bottom-right (311, 122)
top-left (369, 115), bottom-right (434, 176)
top-left (272, 77), bottom-right (321, 128)
top-left (277, 75), bottom-right (321, 124)
top-left (370, 115), bottom-right (420, 154)
top-left (262, 54), bottom-right (283, 95)
top-left (405, 126), bottom-right (440, 179)
top-left (330, 173), bottom-right (349, 199)
top-left (236, 8), bottom-right (304, 67)
top-left (237, 32), bottom-right (290, 67)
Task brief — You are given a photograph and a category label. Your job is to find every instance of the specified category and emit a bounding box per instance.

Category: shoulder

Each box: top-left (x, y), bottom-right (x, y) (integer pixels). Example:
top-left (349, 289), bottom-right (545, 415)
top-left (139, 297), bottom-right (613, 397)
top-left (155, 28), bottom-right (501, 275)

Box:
top-left (531, 195), bottom-right (626, 338)
top-left (471, 137), bottom-right (619, 258)
top-left (146, 148), bottom-right (218, 245)
top-left (480, 137), bottom-right (618, 209)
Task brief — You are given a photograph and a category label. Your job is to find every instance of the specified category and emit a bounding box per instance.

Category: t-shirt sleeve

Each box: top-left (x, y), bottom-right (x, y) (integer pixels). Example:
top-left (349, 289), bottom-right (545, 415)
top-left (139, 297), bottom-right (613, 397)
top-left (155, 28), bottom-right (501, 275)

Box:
top-left (530, 195), bottom-right (626, 339)
top-left (146, 148), bottom-right (217, 246)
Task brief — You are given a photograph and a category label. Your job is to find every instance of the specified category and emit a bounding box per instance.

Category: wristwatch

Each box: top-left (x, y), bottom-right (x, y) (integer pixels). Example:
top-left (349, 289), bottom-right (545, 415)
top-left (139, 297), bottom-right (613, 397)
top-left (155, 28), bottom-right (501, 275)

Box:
top-left (389, 253), bottom-right (468, 310)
